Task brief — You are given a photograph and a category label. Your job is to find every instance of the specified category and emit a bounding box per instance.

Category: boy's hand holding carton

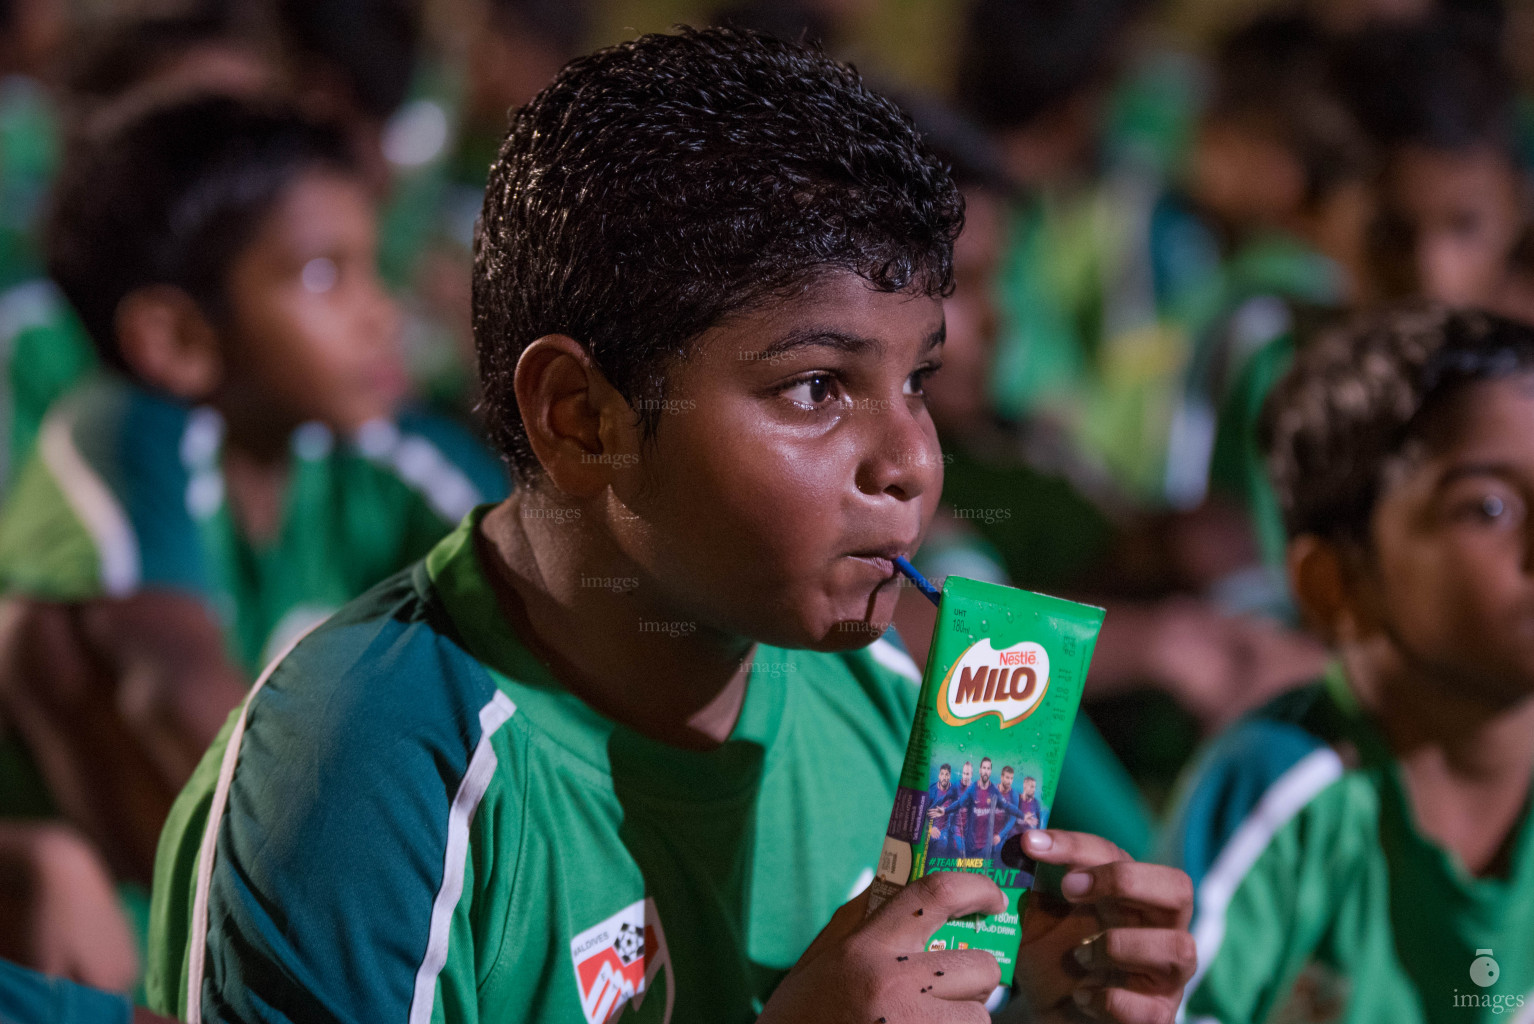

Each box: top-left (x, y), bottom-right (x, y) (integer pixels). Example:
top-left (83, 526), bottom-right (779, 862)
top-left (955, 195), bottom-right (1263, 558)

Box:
top-left (760, 830), bottom-right (1193, 1024)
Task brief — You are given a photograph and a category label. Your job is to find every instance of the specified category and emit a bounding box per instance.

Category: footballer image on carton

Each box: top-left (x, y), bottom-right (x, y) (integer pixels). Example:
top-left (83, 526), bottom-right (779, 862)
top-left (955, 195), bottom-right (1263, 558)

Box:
top-left (867, 575), bottom-right (1104, 984)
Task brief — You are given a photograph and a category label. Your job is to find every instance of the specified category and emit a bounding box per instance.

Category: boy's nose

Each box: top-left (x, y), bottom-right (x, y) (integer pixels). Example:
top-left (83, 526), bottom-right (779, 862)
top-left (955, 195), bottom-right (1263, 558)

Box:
top-left (363, 279), bottom-right (403, 350)
top-left (854, 399), bottom-right (940, 502)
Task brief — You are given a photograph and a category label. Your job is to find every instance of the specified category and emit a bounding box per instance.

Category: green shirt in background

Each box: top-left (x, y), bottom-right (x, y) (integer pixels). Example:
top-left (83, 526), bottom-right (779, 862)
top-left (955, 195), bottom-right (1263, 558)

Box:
top-left (1164, 671), bottom-right (1534, 1023)
top-left (149, 509), bottom-right (927, 1023)
top-left (0, 281), bottom-right (94, 489)
top-left (0, 373), bottom-right (508, 671)
top-left (0, 75), bottom-right (58, 293)
top-left (989, 182), bottom-right (1223, 507)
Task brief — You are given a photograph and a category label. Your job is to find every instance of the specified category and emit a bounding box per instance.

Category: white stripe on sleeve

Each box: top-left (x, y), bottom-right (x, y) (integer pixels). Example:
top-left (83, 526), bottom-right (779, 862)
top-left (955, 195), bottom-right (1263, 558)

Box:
top-left (408, 691), bottom-right (518, 1024)
top-left (1178, 747), bottom-right (1345, 1023)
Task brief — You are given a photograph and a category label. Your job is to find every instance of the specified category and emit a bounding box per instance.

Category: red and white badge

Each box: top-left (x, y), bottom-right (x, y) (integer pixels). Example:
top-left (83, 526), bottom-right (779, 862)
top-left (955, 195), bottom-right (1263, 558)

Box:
top-left (570, 897), bottom-right (673, 1024)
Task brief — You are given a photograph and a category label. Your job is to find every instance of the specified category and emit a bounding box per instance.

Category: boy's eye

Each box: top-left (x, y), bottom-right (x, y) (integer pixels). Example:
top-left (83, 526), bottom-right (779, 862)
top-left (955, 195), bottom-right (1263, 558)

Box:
top-left (1451, 488), bottom-right (1525, 527)
top-left (906, 362), bottom-right (942, 396)
top-left (781, 373), bottom-right (843, 409)
top-left (301, 257), bottom-right (339, 294)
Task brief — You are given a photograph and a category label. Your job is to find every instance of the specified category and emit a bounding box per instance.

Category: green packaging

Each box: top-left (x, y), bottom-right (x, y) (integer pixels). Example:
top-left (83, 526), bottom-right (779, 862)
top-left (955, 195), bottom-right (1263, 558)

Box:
top-left (867, 575), bottom-right (1104, 984)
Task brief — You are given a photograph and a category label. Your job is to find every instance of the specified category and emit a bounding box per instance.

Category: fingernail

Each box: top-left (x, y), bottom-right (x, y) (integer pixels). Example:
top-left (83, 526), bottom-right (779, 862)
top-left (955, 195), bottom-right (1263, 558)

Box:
top-left (1073, 941), bottom-right (1094, 969)
top-left (1025, 831), bottom-right (1052, 853)
top-left (1062, 871), bottom-right (1093, 897)
top-left (1073, 988), bottom-right (1092, 1009)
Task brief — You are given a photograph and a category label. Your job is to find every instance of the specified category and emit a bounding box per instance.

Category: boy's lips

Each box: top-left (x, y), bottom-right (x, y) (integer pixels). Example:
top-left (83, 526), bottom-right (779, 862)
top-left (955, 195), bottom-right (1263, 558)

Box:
top-left (845, 543), bottom-right (915, 578)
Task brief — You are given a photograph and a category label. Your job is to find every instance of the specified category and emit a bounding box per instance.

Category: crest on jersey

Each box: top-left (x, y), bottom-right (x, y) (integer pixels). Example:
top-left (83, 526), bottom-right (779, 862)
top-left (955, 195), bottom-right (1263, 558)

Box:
top-left (570, 897), bottom-right (673, 1024)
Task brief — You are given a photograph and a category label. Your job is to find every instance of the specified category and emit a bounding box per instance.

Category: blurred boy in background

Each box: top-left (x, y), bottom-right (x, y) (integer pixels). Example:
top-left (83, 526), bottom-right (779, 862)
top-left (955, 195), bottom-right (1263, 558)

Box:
top-left (0, 95), bottom-right (505, 984)
top-left (1193, 14), bottom-right (1533, 619)
top-left (957, 0), bottom-right (1224, 511)
top-left (1166, 307), bottom-right (1534, 1022)
top-left (0, 954), bottom-right (174, 1024)
top-left (0, 0), bottom-right (65, 294)
top-left (0, 10), bottom-right (280, 489)
top-left (0, 9), bottom-right (288, 999)
top-left (1185, 11), bottom-right (1375, 597)
top-left (1340, 18), bottom-right (1527, 309)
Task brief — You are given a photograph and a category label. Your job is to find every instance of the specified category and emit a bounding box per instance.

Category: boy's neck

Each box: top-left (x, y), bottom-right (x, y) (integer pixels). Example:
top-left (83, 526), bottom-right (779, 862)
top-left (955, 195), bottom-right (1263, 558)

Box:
top-left (478, 492), bottom-right (758, 751)
top-left (1344, 645), bottom-right (1534, 876)
top-left (221, 441), bottom-right (292, 545)
top-left (218, 410), bottom-right (299, 545)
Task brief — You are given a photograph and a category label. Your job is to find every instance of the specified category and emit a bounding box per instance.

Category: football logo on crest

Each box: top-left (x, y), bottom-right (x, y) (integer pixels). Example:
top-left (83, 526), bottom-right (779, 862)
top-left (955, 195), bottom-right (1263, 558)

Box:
top-left (614, 922), bottom-right (644, 965)
top-left (570, 897), bottom-right (673, 1024)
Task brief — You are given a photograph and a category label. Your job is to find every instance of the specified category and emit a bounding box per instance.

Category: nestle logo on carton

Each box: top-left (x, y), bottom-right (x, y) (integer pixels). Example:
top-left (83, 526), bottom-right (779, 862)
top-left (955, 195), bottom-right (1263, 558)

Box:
top-left (936, 639), bottom-right (1050, 728)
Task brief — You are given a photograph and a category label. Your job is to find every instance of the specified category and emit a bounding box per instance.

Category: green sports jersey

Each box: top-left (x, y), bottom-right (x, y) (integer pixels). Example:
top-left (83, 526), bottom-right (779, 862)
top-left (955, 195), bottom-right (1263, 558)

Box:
top-left (0, 373), bottom-right (508, 670)
top-left (990, 184), bottom-right (1223, 506)
top-left (0, 75), bottom-right (60, 293)
top-left (147, 507), bottom-right (933, 1024)
top-left (0, 279), bottom-right (95, 489)
top-left (1164, 670), bottom-right (1534, 1024)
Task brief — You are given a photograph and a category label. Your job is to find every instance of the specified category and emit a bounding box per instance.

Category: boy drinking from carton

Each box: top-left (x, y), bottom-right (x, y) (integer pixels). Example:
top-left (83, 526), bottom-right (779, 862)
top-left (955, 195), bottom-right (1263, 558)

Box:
top-left (0, 95), bottom-right (507, 891)
top-left (1166, 306), bottom-right (1534, 1022)
top-left (149, 28), bottom-right (1194, 1024)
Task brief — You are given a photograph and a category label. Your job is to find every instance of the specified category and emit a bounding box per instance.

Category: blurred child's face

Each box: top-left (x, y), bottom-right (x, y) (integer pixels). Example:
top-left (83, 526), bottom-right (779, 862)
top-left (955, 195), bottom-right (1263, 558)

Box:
top-left (1362, 374), bottom-right (1534, 703)
top-left (1374, 145), bottom-right (1526, 306)
top-left (219, 170), bottom-right (406, 437)
top-left (608, 271), bottom-right (944, 651)
top-left (1190, 118), bottom-right (1307, 232)
top-left (930, 187), bottom-right (1004, 432)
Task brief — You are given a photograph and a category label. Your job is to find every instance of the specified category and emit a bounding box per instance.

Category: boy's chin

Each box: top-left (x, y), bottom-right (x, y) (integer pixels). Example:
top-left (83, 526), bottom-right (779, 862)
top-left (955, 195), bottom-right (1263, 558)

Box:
top-left (797, 618), bottom-right (897, 653)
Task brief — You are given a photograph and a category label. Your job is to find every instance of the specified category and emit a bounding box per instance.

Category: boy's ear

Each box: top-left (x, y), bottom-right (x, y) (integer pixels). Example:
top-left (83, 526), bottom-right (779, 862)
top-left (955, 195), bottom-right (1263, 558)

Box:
top-left (115, 286), bottom-right (223, 401)
top-left (514, 334), bottom-right (637, 498)
top-left (1288, 534), bottom-right (1369, 647)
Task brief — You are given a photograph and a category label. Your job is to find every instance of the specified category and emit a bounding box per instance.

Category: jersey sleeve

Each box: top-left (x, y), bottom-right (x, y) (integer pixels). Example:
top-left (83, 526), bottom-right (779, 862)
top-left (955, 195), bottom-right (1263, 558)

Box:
top-left (149, 585), bottom-right (523, 1024)
top-left (2, 282), bottom-right (95, 486)
top-left (1161, 716), bottom-right (1349, 1024)
top-left (393, 410), bottom-right (511, 509)
top-left (357, 411), bottom-right (511, 568)
top-left (0, 379), bottom-right (212, 602)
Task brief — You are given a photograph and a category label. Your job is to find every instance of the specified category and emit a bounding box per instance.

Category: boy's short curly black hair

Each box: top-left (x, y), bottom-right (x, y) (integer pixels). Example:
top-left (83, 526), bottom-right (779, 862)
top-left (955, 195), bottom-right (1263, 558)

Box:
top-left (473, 26), bottom-right (964, 482)
top-left (46, 94), bottom-right (356, 374)
top-left (1262, 306), bottom-right (1534, 546)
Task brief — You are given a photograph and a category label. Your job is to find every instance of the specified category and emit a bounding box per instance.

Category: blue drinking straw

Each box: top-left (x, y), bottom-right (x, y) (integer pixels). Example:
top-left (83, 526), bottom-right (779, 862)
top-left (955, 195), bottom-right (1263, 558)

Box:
top-left (893, 556), bottom-right (941, 607)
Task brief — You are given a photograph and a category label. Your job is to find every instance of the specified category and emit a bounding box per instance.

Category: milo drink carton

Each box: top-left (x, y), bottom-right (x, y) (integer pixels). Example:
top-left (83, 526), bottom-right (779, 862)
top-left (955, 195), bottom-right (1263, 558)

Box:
top-left (867, 574), bottom-right (1104, 985)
